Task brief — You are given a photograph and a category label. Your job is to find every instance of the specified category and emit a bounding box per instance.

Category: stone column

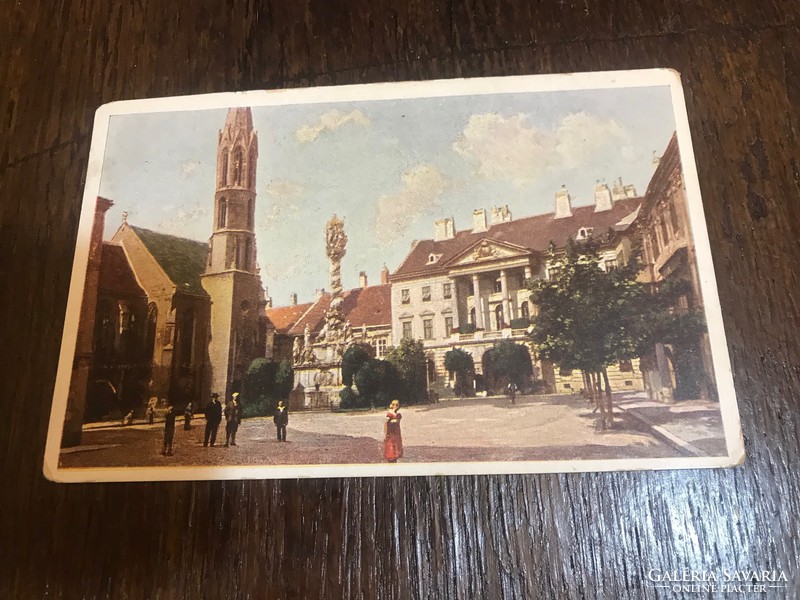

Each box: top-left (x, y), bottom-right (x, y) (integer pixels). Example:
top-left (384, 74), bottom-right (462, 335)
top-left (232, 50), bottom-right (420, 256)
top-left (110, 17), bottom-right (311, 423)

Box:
top-left (450, 276), bottom-right (460, 328)
top-left (500, 269), bottom-right (511, 327)
top-left (471, 274), bottom-right (484, 329)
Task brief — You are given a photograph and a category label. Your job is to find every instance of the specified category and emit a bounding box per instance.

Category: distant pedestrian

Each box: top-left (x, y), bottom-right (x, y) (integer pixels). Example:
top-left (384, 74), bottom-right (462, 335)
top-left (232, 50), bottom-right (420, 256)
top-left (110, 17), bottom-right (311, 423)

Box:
top-left (183, 402), bottom-right (193, 430)
top-left (273, 400), bottom-right (288, 442)
top-left (146, 405), bottom-right (155, 425)
top-left (122, 410), bottom-right (134, 426)
top-left (203, 393), bottom-right (222, 447)
top-left (224, 393), bottom-right (242, 447)
top-left (383, 400), bottom-right (403, 463)
top-left (161, 405), bottom-right (176, 456)
top-left (506, 381), bottom-right (517, 404)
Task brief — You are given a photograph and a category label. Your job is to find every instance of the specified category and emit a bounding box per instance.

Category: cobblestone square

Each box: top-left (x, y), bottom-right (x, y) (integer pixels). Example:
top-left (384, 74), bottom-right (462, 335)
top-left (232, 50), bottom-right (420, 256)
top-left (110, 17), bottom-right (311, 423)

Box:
top-left (59, 394), bottom-right (680, 470)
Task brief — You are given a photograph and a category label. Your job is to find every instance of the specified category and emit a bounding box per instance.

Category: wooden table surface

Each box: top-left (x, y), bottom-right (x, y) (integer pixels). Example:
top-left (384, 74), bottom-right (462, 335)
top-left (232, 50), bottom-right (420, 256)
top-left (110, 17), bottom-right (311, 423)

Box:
top-left (2, 2), bottom-right (799, 598)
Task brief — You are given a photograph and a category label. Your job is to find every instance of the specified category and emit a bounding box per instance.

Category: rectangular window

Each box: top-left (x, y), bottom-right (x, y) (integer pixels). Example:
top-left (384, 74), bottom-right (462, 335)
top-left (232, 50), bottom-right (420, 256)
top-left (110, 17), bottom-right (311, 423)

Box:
top-left (605, 258), bottom-right (618, 271)
top-left (423, 319), bottom-right (433, 340)
top-left (444, 316), bottom-right (453, 335)
top-left (443, 282), bottom-right (452, 299)
top-left (401, 289), bottom-right (410, 304)
top-left (619, 359), bottom-right (633, 372)
top-left (376, 338), bottom-right (387, 358)
top-left (421, 286), bottom-right (431, 302)
top-left (402, 321), bottom-right (413, 340)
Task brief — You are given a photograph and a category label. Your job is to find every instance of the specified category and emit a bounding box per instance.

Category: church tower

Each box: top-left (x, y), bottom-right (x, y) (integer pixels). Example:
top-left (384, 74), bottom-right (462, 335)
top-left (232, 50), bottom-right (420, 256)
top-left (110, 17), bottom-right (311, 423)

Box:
top-left (202, 107), bottom-right (266, 399)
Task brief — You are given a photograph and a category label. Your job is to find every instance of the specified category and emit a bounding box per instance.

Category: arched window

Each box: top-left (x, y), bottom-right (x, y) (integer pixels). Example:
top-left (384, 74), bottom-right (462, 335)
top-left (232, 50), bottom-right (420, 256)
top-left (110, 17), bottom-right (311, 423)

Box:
top-left (248, 148), bottom-right (256, 188)
top-left (247, 198), bottom-right (254, 229)
top-left (469, 307), bottom-right (476, 324)
top-left (218, 198), bottom-right (227, 228)
top-left (145, 302), bottom-right (158, 360)
top-left (494, 304), bottom-right (504, 329)
top-left (520, 301), bottom-right (530, 320)
top-left (232, 147), bottom-right (244, 185)
top-left (234, 239), bottom-right (241, 269)
top-left (220, 149), bottom-right (228, 186)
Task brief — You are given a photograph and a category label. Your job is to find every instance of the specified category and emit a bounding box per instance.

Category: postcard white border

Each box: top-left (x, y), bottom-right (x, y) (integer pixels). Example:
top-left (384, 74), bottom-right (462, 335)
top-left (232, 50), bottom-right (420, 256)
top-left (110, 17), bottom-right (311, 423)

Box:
top-left (44, 68), bottom-right (744, 483)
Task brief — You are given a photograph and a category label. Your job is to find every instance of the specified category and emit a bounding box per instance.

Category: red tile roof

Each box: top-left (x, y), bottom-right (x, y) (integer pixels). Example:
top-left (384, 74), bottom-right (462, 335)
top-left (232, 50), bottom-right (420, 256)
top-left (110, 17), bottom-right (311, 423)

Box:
top-left (391, 198), bottom-right (642, 280)
top-left (268, 284), bottom-right (392, 337)
top-left (98, 243), bottom-right (146, 298)
top-left (265, 302), bottom-right (314, 334)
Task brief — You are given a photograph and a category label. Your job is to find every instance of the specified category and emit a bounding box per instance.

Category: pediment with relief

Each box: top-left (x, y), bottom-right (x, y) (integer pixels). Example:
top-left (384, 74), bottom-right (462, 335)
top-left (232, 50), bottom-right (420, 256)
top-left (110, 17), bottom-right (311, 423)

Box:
top-left (445, 238), bottom-right (531, 267)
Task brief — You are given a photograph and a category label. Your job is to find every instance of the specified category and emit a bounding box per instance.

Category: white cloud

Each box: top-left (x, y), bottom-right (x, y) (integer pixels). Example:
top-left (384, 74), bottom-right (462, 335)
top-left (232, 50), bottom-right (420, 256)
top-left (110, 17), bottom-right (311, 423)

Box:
top-left (373, 164), bottom-right (448, 245)
top-left (264, 179), bottom-right (304, 200)
top-left (295, 109), bottom-right (371, 143)
top-left (157, 205), bottom-right (210, 236)
top-left (452, 112), bottom-right (634, 186)
top-left (261, 179), bottom-right (304, 228)
top-left (179, 160), bottom-right (202, 179)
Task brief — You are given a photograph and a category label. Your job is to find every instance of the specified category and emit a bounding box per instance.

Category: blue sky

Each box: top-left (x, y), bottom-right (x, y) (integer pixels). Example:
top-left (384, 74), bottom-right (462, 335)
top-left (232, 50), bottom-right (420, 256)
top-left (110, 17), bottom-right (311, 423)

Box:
top-left (99, 86), bottom-right (676, 305)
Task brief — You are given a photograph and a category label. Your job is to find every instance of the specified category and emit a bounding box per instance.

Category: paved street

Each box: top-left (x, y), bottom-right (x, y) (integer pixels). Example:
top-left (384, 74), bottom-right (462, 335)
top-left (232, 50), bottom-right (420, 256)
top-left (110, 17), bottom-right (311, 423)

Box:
top-left (59, 393), bottom-right (682, 469)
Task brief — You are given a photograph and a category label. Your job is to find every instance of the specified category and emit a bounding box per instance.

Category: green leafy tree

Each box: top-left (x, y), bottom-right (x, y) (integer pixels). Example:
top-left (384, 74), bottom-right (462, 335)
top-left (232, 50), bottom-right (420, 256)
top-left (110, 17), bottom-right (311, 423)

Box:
top-left (487, 340), bottom-right (533, 393)
top-left (341, 344), bottom-right (373, 387)
top-left (353, 358), bottom-right (400, 408)
top-left (444, 348), bottom-right (474, 397)
top-left (241, 358), bottom-right (296, 418)
top-left (385, 338), bottom-right (428, 404)
top-left (529, 238), bottom-right (706, 427)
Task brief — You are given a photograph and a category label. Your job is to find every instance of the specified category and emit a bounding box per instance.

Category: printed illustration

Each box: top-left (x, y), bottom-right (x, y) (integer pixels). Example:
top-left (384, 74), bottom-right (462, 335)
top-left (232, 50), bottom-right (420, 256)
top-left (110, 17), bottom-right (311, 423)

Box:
top-left (46, 71), bottom-right (743, 481)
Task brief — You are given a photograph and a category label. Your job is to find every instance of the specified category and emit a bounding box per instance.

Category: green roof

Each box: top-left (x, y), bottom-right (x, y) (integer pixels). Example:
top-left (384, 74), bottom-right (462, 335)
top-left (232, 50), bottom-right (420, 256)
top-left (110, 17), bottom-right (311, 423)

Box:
top-left (130, 226), bottom-right (209, 296)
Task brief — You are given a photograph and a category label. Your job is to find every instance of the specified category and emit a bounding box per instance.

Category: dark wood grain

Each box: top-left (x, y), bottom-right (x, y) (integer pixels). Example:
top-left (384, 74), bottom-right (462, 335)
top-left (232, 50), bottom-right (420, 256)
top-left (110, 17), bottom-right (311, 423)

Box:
top-left (2, 1), bottom-right (799, 598)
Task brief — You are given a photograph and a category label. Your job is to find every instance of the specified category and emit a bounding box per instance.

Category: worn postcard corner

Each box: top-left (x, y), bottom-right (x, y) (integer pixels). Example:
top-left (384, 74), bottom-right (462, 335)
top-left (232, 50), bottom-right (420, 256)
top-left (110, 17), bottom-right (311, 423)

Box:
top-left (44, 69), bottom-right (743, 482)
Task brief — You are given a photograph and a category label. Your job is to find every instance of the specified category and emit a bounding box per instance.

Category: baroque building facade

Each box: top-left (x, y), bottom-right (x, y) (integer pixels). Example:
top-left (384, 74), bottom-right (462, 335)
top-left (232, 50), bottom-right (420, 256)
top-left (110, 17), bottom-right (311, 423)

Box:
top-left (634, 133), bottom-right (717, 402)
top-left (388, 181), bottom-right (647, 395)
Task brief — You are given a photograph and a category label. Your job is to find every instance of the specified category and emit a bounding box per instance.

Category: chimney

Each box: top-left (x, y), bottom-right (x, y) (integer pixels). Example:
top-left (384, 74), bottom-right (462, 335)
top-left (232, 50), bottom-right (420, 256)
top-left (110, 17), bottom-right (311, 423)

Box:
top-left (472, 208), bottom-right (488, 232)
top-left (611, 177), bottom-right (626, 201)
top-left (359, 271), bottom-right (368, 288)
top-left (265, 287), bottom-right (273, 308)
top-left (380, 264), bottom-right (390, 285)
top-left (652, 150), bottom-right (661, 171)
top-left (290, 292), bottom-right (298, 306)
top-left (490, 205), bottom-right (512, 224)
top-left (554, 185), bottom-right (572, 219)
top-left (594, 179), bottom-right (613, 212)
top-left (433, 217), bottom-right (455, 241)
top-left (624, 183), bottom-right (637, 198)
top-left (315, 288), bottom-right (326, 299)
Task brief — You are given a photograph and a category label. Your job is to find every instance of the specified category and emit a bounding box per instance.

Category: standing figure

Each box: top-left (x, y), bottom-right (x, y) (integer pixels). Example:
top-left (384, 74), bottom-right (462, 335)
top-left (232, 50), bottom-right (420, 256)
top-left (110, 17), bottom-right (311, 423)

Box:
top-left (383, 400), bottom-right (403, 463)
top-left (147, 396), bottom-right (158, 424)
top-left (203, 393), bottom-right (223, 447)
top-left (506, 381), bottom-right (517, 405)
top-left (161, 405), bottom-right (176, 456)
top-left (183, 402), bottom-right (193, 430)
top-left (273, 400), bottom-right (288, 442)
top-left (224, 393), bottom-right (242, 447)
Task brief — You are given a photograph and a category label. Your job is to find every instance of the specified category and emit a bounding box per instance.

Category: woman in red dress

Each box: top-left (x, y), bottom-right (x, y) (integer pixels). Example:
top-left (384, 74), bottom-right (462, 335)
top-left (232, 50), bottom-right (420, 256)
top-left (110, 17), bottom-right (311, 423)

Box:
top-left (384, 400), bottom-right (403, 462)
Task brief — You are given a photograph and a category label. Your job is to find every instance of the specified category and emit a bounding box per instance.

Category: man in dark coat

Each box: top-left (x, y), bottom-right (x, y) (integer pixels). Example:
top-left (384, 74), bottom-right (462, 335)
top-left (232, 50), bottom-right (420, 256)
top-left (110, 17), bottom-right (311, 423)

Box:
top-left (203, 393), bottom-right (223, 447)
top-left (273, 400), bottom-right (288, 442)
top-left (161, 405), bottom-right (176, 456)
top-left (224, 392), bottom-right (242, 447)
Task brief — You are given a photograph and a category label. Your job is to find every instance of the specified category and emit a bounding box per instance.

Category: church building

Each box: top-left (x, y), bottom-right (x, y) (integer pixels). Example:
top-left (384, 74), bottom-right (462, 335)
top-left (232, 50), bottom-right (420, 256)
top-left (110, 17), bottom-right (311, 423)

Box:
top-left (65, 108), bottom-right (268, 441)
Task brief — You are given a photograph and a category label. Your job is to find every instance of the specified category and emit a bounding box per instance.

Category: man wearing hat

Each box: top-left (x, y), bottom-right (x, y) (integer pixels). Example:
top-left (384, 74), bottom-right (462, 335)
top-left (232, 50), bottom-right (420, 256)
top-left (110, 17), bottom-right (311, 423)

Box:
top-left (203, 393), bottom-right (223, 447)
top-left (224, 392), bottom-right (242, 447)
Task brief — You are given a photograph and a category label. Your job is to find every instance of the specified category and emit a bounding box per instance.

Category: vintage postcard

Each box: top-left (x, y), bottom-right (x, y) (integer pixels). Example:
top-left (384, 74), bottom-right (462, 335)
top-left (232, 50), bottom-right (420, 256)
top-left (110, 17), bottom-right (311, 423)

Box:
top-left (44, 69), bottom-right (743, 482)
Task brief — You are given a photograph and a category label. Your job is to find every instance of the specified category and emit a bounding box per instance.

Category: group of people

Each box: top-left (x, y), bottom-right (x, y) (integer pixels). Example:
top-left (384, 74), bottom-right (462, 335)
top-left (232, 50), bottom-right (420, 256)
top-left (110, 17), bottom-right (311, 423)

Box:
top-left (158, 392), bottom-right (290, 457)
top-left (157, 391), bottom-right (404, 463)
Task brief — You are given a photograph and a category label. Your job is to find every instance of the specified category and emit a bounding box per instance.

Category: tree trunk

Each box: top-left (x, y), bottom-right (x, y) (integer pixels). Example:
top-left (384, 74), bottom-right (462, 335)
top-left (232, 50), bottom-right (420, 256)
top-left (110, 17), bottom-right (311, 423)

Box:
top-left (582, 371), bottom-right (592, 403)
top-left (602, 368), bottom-right (613, 429)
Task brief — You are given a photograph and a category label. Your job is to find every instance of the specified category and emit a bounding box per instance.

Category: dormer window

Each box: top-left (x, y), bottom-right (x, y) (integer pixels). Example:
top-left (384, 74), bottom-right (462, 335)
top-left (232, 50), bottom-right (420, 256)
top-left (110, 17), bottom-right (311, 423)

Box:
top-left (426, 253), bottom-right (442, 265)
top-left (577, 227), bottom-right (594, 240)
